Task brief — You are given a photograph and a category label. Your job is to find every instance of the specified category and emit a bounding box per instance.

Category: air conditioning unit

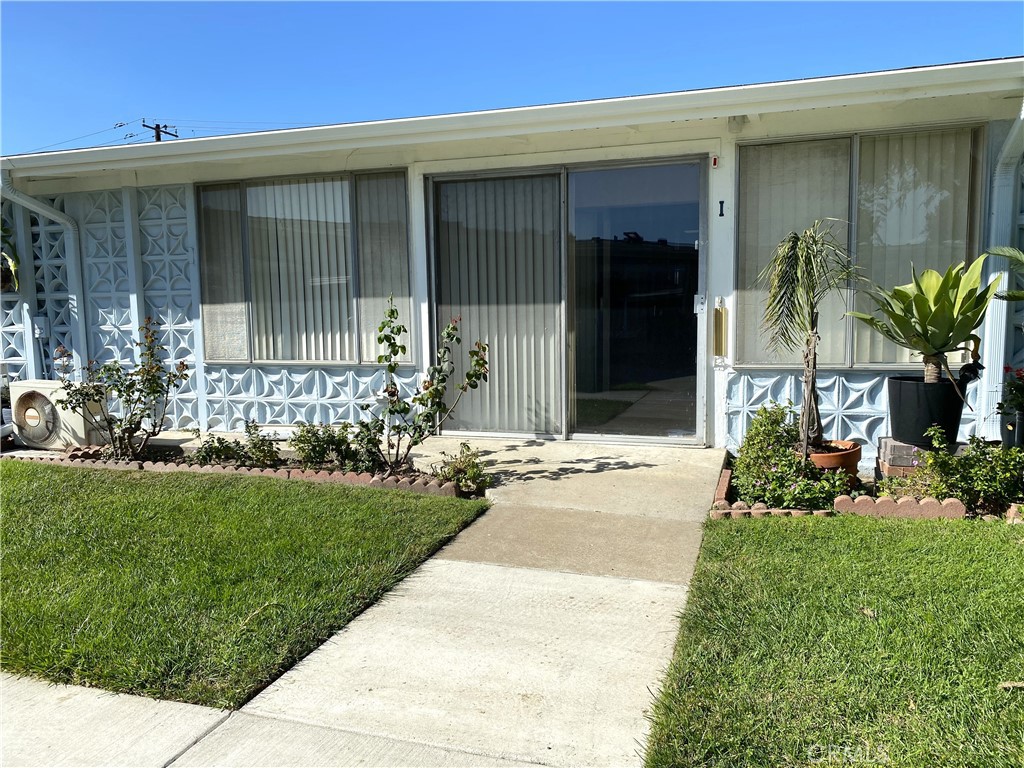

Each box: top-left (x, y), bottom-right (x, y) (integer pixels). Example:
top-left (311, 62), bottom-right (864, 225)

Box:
top-left (9, 380), bottom-right (102, 450)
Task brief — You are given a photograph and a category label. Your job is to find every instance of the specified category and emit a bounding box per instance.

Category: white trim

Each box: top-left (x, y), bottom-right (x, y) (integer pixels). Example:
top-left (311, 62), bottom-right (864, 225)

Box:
top-left (121, 187), bottom-right (145, 359)
top-left (4, 59), bottom-right (1020, 177)
top-left (183, 184), bottom-right (209, 430)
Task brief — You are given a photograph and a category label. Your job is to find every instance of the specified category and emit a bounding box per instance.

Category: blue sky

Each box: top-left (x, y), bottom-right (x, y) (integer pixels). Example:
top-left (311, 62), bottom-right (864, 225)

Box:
top-left (2, 1), bottom-right (1021, 156)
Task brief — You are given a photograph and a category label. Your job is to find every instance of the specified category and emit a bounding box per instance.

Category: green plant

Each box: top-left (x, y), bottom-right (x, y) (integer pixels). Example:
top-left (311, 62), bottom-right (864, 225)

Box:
top-left (732, 403), bottom-right (851, 509)
top-left (431, 442), bottom-right (493, 495)
top-left (1, 222), bottom-right (19, 292)
top-left (879, 426), bottom-right (1024, 516)
top-left (56, 319), bottom-right (190, 460)
top-left (188, 421), bottom-right (280, 468)
top-left (758, 220), bottom-right (853, 459)
top-left (987, 245), bottom-right (1024, 301)
top-left (360, 297), bottom-right (488, 477)
top-left (188, 432), bottom-right (247, 466)
top-left (997, 365), bottom-right (1024, 416)
top-left (242, 420), bottom-right (281, 468)
top-left (288, 422), bottom-right (353, 470)
top-left (849, 256), bottom-right (999, 385)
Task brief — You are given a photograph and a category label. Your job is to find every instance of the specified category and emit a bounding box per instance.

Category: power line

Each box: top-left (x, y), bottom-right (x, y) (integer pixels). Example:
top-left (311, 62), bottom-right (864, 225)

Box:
top-left (27, 118), bottom-right (143, 152)
top-left (162, 117), bottom-right (318, 126)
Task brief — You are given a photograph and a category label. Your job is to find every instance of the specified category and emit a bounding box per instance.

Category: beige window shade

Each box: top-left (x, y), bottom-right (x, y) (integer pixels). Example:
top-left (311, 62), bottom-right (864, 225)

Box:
top-left (246, 176), bottom-right (355, 362)
top-left (736, 139), bottom-right (852, 365)
top-left (357, 173), bottom-right (411, 363)
top-left (435, 175), bottom-right (562, 434)
top-left (198, 184), bottom-right (248, 361)
top-left (853, 128), bottom-right (976, 365)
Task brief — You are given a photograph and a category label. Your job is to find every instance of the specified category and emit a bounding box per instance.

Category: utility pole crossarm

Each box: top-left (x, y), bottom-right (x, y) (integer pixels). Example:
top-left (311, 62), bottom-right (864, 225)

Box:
top-left (141, 120), bottom-right (178, 142)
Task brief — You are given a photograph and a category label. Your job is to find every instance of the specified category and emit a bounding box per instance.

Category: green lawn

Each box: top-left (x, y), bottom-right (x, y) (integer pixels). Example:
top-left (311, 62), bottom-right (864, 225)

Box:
top-left (645, 517), bottom-right (1024, 768)
top-left (0, 461), bottom-right (487, 709)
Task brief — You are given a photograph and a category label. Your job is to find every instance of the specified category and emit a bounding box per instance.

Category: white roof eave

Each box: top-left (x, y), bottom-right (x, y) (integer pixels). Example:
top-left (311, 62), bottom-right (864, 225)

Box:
top-left (3, 58), bottom-right (1022, 178)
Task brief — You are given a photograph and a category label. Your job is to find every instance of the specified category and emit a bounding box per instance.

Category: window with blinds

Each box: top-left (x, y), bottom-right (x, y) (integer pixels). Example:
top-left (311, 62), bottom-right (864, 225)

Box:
top-left (853, 128), bottom-right (978, 364)
top-left (198, 172), bottom-right (410, 363)
top-left (737, 139), bottom-right (851, 365)
top-left (736, 127), bottom-right (980, 366)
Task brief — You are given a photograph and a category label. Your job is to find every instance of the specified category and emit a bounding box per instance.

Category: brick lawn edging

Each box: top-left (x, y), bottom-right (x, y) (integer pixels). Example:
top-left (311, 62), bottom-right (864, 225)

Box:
top-left (709, 466), bottom-right (999, 521)
top-left (0, 453), bottom-right (460, 497)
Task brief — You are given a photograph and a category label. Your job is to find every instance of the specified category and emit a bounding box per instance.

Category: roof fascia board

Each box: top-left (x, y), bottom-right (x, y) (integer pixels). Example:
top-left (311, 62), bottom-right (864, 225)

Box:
top-left (3, 59), bottom-right (1021, 178)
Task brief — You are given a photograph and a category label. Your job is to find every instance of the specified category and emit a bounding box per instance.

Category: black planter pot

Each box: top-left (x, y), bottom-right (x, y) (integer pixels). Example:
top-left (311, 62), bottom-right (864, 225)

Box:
top-left (887, 376), bottom-right (965, 448)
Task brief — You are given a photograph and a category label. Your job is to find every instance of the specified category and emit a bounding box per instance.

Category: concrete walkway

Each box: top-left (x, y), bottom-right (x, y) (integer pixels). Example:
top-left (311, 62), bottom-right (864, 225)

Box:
top-left (2, 439), bottom-right (723, 768)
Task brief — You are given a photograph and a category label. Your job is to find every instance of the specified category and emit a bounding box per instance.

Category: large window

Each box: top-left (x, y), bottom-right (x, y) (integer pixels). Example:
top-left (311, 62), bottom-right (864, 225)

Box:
top-left (198, 172), bottom-right (410, 363)
top-left (736, 127), bottom-right (981, 366)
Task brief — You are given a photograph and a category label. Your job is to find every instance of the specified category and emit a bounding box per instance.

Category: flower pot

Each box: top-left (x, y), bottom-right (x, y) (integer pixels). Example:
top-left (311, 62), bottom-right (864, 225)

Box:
top-left (808, 440), bottom-right (862, 481)
top-left (1001, 413), bottom-right (1016, 449)
top-left (887, 376), bottom-right (965, 448)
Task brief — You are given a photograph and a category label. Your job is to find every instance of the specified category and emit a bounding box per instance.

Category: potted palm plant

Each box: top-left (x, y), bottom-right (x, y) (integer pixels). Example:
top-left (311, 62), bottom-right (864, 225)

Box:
top-left (848, 256), bottom-right (999, 447)
top-left (759, 219), bottom-right (861, 476)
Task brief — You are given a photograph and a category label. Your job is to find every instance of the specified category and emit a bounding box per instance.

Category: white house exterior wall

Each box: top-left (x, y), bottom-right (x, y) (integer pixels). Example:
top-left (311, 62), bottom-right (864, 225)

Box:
top-left (2, 61), bottom-right (1022, 457)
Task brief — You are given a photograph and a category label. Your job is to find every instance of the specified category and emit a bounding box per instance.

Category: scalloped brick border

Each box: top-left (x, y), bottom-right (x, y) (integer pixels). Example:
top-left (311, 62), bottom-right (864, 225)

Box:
top-left (0, 454), bottom-right (460, 497)
top-left (711, 466), bottom-right (969, 520)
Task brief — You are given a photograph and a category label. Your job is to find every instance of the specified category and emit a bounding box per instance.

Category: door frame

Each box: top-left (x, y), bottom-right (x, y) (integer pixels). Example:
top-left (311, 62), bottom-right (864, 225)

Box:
top-left (562, 156), bottom-right (708, 445)
top-left (425, 154), bottom-right (709, 445)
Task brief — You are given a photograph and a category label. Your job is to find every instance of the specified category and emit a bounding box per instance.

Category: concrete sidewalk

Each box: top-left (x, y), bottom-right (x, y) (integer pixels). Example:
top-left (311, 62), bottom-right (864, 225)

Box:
top-left (2, 440), bottom-right (723, 768)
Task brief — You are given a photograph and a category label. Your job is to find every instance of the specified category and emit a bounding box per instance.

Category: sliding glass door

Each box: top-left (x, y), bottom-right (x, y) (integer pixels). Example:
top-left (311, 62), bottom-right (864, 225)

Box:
top-left (569, 163), bottom-right (701, 437)
top-left (434, 175), bottom-right (562, 433)
top-left (433, 161), bottom-right (703, 439)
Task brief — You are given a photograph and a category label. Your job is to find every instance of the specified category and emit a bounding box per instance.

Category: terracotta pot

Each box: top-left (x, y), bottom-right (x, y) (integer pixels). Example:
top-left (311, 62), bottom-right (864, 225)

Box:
top-left (807, 440), bottom-right (862, 481)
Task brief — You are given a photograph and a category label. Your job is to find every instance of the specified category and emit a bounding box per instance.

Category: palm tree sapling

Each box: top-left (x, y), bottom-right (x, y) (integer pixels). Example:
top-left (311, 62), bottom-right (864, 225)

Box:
top-left (758, 220), bottom-right (853, 460)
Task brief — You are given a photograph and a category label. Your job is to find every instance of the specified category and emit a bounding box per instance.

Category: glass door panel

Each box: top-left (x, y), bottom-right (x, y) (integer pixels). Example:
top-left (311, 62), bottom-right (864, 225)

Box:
top-left (569, 163), bottom-right (701, 437)
top-left (435, 175), bottom-right (562, 433)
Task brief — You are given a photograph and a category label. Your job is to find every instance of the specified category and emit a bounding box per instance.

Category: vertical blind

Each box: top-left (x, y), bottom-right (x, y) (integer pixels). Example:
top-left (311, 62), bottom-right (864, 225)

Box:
top-left (853, 128), bottom-right (976, 364)
top-left (198, 173), bottom-right (410, 363)
top-left (436, 176), bottom-right (562, 434)
top-left (199, 185), bottom-right (248, 361)
top-left (736, 139), bottom-right (852, 365)
top-left (246, 177), bottom-right (354, 362)
top-left (357, 173), bottom-right (411, 362)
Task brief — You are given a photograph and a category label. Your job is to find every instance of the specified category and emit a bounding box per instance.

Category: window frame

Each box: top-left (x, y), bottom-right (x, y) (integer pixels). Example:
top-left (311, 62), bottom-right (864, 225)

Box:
top-left (733, 122), bottom-right (986, 370)
top-left (196, 169), bottom-right (413, 367)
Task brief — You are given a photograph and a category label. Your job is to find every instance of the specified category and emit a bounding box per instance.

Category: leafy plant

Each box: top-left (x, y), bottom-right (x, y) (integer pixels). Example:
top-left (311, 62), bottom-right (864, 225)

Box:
top-left (241, 420), bottom-right (281, 467)
top-left (732, 402), bottom-right (851, 509)
top-left (879, 426), bottom-right (1024, 516)
top-left (288, 422), bottom-right (354, 470)
top-left (188, 432), bottom-right (247, 466)
top-left (359, 297), bottom-right (488, 477)
top-left (1, 222), bottom-right (19, 292)
top-left (758, 220), bottom-right (853, 459)
top-left (849, 256), bottom-right (999, 386)
top-left (431, 442), bottom-right (492, 496)
top-left (997, 366), bottom-right (1024, 416)
top-left (188, 421), bottom-right (280, 468)
top-left (56, 319), bottom-right (189, 460)
top-left (987, 245), bottom-right (1024, 301)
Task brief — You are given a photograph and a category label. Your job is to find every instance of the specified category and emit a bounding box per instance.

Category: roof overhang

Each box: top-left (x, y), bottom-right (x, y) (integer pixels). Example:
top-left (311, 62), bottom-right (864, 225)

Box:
top-left (3, 58), bottom-right (1022, 181)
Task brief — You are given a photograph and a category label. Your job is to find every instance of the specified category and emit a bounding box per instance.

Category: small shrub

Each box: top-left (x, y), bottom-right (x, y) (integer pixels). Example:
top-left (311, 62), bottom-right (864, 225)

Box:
top-left (243, 420), bottom-right (281, 468)
top-left (361, 297), bottom-right (488, 477)
top-left (732, 402), bottom-right (851, 509)
top-left (188, 420), bottom-right (281, 468)
top-left (188, 432), bottom-right (246, 466)
top-left (56, 319), bottom-right (190, 460)
top-left (289, 422), bottom-right (350, 469)
top-left (431, 443), bottom-right (492, 496)
top-left (879, 426), bottom-right (1024, 516)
